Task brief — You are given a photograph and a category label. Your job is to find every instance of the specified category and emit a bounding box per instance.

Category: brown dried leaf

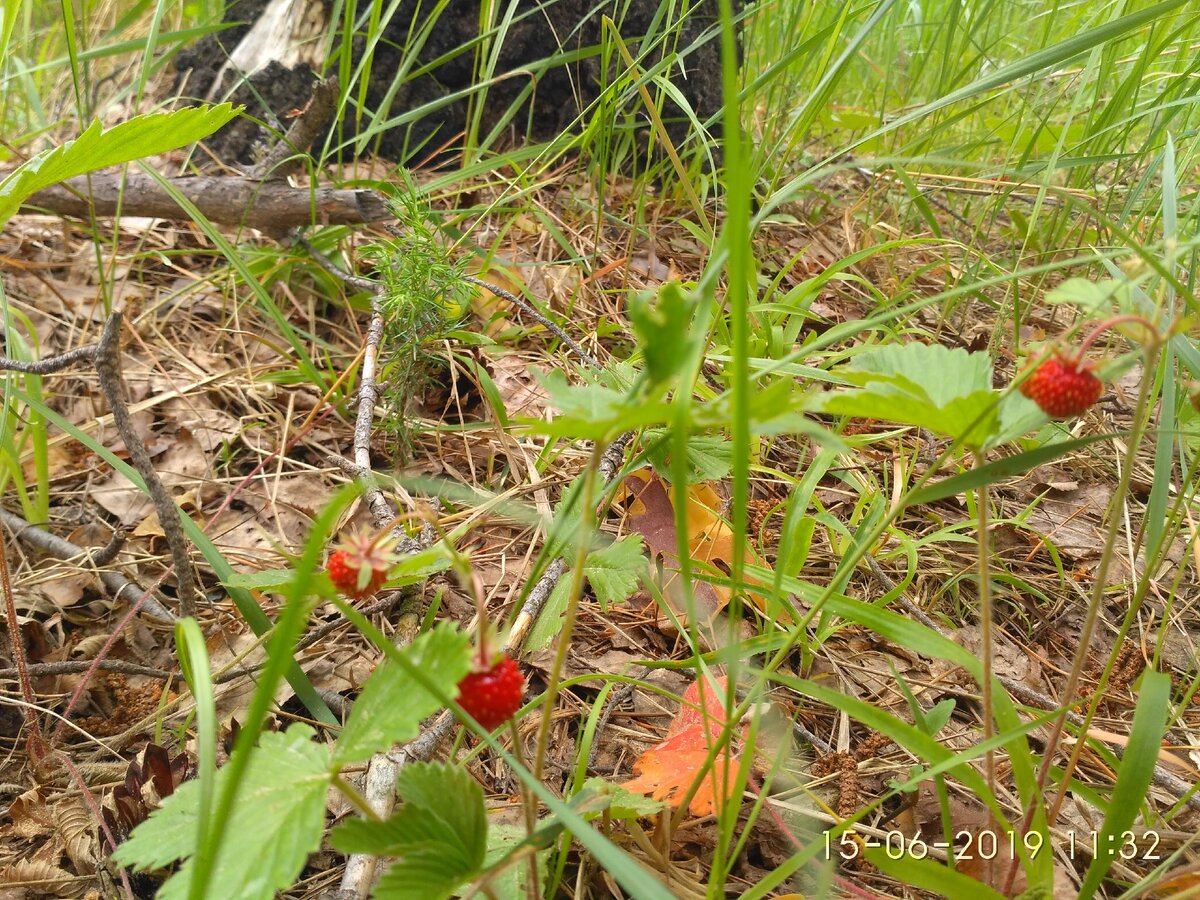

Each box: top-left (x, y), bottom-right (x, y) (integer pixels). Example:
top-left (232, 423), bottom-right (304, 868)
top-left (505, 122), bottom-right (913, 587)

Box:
top-left (620, 470), bottom-right (768, 622)
top-left (4, 789), bottom-right (53, 840)
top-left (53, 799), bottom-right (97, 875)
top-left (0, 858), bottom-right (83, 898)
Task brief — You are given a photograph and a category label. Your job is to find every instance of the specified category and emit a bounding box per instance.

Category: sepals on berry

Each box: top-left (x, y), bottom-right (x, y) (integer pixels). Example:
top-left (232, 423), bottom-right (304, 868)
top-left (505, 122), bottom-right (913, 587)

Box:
top-left (326, 528), bottom-right (399, 599)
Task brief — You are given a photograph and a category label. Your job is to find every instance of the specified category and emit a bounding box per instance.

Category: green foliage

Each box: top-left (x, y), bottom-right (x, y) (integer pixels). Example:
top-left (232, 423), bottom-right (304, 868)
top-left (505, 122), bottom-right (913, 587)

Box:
top-left (221, 543), bottom-right (453, 596)
top-left (1078, 670), bottom-right (1172, 898)
top-left (820, 342), bottom-right (1046, 450)
top-left (575, 777), bottom-right (665, 820)
top-left (532, 367), bottom-right (672, 441)
top-left (527, 536), bottom-right (646, 649)
top-left (334, 621), bottom-right (471, 767)
top-left (364, 177), bottom-right (473, 447)
top-left (112, 724), bottom-right (331, 900)
top-left (644, 432), bottom-right (733, 482)
top-left (331, 763), bottom-right (488, 900)
top-left (627, 283), bottom-right (705, 392)
top-left (374, 180), bottom-right (471, 325)
top-left (0, 105), bottom-right (237, 227)
top-left (482, 823), bottom-right (549, 900)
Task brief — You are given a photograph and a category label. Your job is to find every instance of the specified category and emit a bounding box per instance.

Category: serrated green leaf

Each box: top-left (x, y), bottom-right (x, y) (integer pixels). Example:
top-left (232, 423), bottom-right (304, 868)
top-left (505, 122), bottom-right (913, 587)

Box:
top-left (334, 809), bottom-right (467, 860)
top-left (394, 761), bottom-right (487, 863)
top-left (821, 344), bottom-right (1002, 448)
top-left (526, 370), bottom-right (672, 440)
top-left (332, 762), bottom-right (486, 871)
top-left (1044, 277), bottom-right (1127, 313)
top-left (628, 282), bottom-right (703, 389)
top-left (0, 104), bottom-right (239, 227)
top-left (645, 432), bottom-right (732, 482)
top-left (112, 724), bottom-right (330, 900)
top-left (333, 622), bottom-right (471, 766)
top-left (373, 847), bottom-right (465, 900)
top-left (583, 536), bottom-right (645, 608)
top-left (842, 343), bottom-right (992, 403)
top-left (526, 537), bottom-right (646, 648)
top-left (577, 777), bottom-right (665, 820)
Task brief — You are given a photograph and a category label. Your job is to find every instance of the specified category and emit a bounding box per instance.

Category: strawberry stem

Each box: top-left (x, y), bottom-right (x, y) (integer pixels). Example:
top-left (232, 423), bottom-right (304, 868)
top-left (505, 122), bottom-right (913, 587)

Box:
top-left (1075, 313), bottom-right (1160, 358)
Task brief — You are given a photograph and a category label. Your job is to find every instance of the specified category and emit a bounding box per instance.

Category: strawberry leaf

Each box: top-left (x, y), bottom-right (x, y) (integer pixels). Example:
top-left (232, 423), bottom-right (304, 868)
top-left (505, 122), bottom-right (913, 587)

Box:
top-left (332, 762), bottom-right (487, 900)
top-left (112, 724), bottom-right (330, 900)
top-left (583, 536), bottom-right (646, 608)
top-left (820, 343), bottom-right (1003, 449)
top-left (333, 621), bottom-right (471, 766)
top-left (526, 536), bottom-right (646, 649)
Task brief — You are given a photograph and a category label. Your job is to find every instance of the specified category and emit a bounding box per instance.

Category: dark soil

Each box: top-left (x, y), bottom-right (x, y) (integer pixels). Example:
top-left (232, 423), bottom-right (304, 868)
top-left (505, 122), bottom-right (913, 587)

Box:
top-left (174, 0), bottom-right (741, 167)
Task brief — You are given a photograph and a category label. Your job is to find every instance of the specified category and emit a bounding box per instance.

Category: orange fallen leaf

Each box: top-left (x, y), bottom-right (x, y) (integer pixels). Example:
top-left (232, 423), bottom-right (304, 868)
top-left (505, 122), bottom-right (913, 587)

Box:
top-left (622, 676), bottom-right (746, 816)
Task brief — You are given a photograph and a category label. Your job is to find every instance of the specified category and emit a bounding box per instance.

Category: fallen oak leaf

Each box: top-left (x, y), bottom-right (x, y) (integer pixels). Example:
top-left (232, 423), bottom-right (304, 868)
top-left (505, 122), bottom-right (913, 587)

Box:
top-left (622, 676), bottom-right (747, 816)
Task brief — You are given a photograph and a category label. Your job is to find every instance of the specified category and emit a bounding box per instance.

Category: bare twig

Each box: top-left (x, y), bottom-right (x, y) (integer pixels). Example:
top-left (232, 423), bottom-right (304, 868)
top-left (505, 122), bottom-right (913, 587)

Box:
top-left (0, 507), bottom-right (176, 623)
top-left (462, 274), bottom-right (601, 368)
top-left (86, 526), bottom-right (130, 566)
top-left (250, 76), bottom-right (340, 182)
top-left (0, 659), bottom-right (172, 680)
top-left (93, 313), bottom-right (196, 617)
top-left (0, 343), bottom-right (101, 373)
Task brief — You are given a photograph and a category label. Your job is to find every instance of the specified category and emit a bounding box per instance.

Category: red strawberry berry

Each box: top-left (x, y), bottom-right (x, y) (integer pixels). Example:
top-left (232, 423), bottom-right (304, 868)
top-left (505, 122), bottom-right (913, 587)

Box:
top-left (326, 530), bottom-right (396, 599)
top-left (1019, 352), bottom-right (1103, 418)
top-left (455, 654), bottom-right (525, 731)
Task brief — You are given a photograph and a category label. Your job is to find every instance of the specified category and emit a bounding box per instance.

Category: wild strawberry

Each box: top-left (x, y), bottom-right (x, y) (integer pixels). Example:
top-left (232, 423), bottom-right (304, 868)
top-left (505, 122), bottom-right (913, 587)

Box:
top-left (1019, 352), bottom-right (1103, 418)
top-left (455, 654), bottom-right (525, 731)
top-left (326, 529), bottom-right (396, 599)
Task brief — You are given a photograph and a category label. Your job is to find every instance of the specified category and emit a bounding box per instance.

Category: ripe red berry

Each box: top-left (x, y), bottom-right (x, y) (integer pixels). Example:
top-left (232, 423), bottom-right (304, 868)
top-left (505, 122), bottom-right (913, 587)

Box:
top-left (1019, 352), bottom-right (1103, 418)
top-left (325, 530), bottom-right (395, 599)
top-left (455, 655), bottom-right (525, 731)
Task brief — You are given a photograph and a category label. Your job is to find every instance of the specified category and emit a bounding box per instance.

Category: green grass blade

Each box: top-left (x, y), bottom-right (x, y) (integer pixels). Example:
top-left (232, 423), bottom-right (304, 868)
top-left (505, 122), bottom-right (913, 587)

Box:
top-left (1078, 670), bottom-right (1172, 898)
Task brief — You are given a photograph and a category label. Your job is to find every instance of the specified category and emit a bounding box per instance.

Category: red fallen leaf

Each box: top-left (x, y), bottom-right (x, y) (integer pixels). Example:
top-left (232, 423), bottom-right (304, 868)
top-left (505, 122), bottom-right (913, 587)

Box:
top-left (623, 676), bottom-right (746, 816)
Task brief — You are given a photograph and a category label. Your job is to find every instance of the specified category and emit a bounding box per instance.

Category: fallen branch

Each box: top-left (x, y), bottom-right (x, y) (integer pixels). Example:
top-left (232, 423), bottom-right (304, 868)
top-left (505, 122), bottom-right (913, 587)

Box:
top-left (20, 174), bottom-right (389, 234)
top-left (13, 76), bottom-right (388, 235)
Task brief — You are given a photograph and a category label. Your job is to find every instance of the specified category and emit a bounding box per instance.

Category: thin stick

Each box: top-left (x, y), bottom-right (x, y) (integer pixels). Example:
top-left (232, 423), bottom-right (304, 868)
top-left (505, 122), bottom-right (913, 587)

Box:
top-left (93, 313), bottom-right (196, 616)
top-left (461, 274), bottom-right (601, 369)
